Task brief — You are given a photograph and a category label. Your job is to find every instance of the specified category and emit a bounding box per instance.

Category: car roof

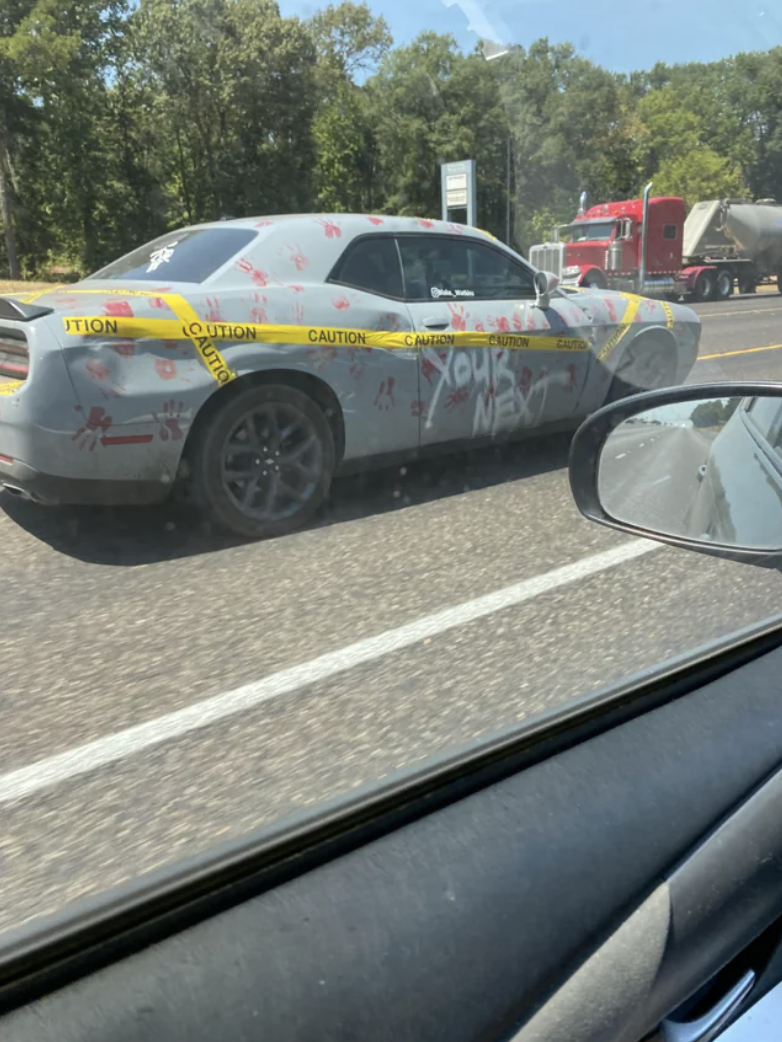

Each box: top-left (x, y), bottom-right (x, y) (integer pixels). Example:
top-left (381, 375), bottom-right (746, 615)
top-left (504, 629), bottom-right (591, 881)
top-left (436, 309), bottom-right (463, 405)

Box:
top-left (189, 214), bottom-right (497, 241)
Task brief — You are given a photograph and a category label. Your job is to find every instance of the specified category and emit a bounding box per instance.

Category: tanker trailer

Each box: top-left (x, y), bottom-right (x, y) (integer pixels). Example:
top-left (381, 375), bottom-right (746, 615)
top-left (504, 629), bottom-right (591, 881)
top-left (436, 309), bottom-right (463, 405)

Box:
top-left (682, 198), bottom-right (782, 298)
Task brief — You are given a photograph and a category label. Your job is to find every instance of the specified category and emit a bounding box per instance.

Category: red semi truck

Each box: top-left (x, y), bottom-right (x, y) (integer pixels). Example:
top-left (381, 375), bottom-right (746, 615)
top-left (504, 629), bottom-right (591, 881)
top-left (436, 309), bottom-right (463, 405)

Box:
top-left (529, 182), bottom-right (782, 302)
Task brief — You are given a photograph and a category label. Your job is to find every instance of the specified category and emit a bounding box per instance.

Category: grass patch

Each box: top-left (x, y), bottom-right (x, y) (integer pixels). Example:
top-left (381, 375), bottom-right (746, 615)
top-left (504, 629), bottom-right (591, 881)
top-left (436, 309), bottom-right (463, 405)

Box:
top-left (0, 280), bottom-right (53, 294)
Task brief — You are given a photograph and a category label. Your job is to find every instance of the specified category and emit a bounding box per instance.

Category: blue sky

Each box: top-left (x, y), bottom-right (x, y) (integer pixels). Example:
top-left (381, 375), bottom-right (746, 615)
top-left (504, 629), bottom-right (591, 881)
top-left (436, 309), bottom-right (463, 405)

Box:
top-left (278, 0), bottom-right (782, 72)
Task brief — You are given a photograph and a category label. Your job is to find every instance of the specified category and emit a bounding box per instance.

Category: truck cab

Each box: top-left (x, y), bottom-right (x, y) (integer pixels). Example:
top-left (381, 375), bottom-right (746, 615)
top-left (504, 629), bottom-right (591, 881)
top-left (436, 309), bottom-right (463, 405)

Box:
top-left (530, 196), bottom-right (687, 294)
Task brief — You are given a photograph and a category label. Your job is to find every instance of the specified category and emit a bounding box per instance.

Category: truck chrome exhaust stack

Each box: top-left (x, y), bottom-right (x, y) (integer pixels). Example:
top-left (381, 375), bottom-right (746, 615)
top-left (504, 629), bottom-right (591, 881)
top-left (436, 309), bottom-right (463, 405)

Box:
top-left (578, 190), bottom-right (588, 216)
top-left (640, 181), bottom-right (653, 292)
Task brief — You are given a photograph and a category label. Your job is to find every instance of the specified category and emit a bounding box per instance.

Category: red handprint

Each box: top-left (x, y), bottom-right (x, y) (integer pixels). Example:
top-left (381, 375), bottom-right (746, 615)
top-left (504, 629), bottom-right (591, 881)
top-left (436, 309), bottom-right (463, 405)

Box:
top-left (150, 297), bottom-right (168, 310)
top-left (292, 301), bottom-right (305, 324)
top-left (72, 406), bottom-right (112, 451)
top-left (287, 244), bottom-right (309, 271)
top-left (288, 284), bottom-right (305, 293)
top-left (489, 315), bottom-right (511, 333)
top-left (519, 367), bottom-right (532, 398)
top-left (445, 386), bottom-right (469, 410)
top-left (447, 303), bottom-right (469, 331)
top-left (308, 346), bottom-right (337, 369)
top-left (86, 358), bottom-right (123, 398)
top-left (374, 377), bottom-right (396, 410)
top-left (447, 223), bottom-right (465, 234)
top-left (348, 348), bottom-right (367, 379)
top-left (103, 300), bottom-right (133, 318)
top-left (316, 219), bottom-right (342, 239)
top-left (474, 321), bottom-right (486, 332)
top-left (153, 400), bottom-right (185, 441)
top-left (112, 339), bottom-right (135, 358)
top-left (421, 356), bottom-right (437, 384)
top-left (235, 258), bottom-right (270, 287)
top-left (255, 219), bottom-right (274, 228)
top-left (366, 216), bottom-right (384, 226)
top-left (332, 296), bottom-right (350, 310)
top-left (86, 359), bottom-right (110, 383)
top-left (512, 311), bottom-right (524, 331)
top-left (417, 218), bottom-right (435, 229)
top-left (411, 399), bottom-right (429, 419)
top-left (205, 297), bottom-right (222, 322)
top-left (605, 299), bottom-right (618, 323)
top-left (155, 358), bottom-right (177, 381)
top-left (250, 303), bottom-right (268, 323)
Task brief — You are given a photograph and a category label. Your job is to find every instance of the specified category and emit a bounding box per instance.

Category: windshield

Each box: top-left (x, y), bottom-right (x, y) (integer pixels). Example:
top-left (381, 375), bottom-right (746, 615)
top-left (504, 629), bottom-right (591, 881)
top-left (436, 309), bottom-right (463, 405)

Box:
top-left (570, 221), bottom-right (617, 241)
top-left (1, 0), bottom-right (782, 942)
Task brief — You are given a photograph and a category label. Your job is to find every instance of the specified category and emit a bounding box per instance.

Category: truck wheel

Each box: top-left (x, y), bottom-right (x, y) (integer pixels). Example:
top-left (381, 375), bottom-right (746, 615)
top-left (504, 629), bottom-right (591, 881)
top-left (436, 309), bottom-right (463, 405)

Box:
top-left (739, 275), bottom-right (756, 294)
top-left (716, 271), bottom-right (733, 299)
top-left (693, 271), bottom-right (715, 302)
top-left (189, 382), bottom-right (335, 539)
top-left (607, 337), bottom-right (677, 402)
top-left (582, 271), bottom-right (606, 290)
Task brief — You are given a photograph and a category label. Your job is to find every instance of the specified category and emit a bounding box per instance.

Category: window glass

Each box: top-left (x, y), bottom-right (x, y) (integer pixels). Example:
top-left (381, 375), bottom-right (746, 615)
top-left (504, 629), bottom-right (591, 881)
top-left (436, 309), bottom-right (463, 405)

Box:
top-left (663, 224), bottom-right (678, 240)
top-left (331, 236), bottom-right (403, 297)
top-left (745, 397), bottom-right (782, 448)
top-left (570, 221), bottom-right (615, 241)
top-left (398, 237), bottom-right (534, 301)
top-left (87, 228), bottom-right (257, 283)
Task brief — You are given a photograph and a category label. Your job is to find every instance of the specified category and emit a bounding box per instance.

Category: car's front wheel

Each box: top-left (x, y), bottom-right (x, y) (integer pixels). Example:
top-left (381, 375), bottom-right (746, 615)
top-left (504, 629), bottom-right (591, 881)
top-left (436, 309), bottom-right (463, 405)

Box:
top-left (606, 337), bottom-right (678, 402)
top-left (190, 382), bottom-right (335, 538)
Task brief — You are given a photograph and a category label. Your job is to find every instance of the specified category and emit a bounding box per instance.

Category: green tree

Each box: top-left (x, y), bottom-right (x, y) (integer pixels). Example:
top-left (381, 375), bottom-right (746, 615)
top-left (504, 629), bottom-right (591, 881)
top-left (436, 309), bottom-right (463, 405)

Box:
top-left (308, 3), bottom-right (392, 212)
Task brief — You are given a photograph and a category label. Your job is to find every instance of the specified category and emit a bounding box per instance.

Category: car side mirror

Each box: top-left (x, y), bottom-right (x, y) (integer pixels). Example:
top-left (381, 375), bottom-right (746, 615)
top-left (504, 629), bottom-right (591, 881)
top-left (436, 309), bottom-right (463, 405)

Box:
top-left (568, 383), bottom-right (782, 564)
top-left (534, 269), bottom-right (559, 310)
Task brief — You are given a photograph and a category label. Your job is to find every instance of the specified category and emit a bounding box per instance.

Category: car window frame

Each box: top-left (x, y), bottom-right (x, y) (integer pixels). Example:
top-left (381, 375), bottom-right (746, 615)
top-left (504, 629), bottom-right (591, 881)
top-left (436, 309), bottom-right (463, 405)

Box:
top-left (326, 233), bottom-right (406, 301)
top-left (394, 232), bottom-right (537, 304)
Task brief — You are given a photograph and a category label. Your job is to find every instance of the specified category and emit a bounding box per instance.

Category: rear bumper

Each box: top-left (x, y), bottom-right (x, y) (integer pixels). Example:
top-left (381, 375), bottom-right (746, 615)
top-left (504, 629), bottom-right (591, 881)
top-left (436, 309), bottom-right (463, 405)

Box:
top-left (0, 456), bottom-right (170, 506)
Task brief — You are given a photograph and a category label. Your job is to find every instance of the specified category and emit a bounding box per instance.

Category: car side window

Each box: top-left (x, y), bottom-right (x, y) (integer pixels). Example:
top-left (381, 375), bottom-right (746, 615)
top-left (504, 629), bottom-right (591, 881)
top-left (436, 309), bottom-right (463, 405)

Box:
top-left (398, 236), bottom-right (535, 302)
top-left (329, 236), bottom-right (404, 298)
top-left (745, 396), bottom-right (782, 451)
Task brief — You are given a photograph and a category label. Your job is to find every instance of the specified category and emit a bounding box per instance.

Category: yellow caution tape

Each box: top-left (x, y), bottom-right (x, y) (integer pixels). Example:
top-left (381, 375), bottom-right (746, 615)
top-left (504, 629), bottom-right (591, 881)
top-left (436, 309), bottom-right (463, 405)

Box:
top-left (596, 293), bottom-right (642, 363)
top-left (60, 315), bottom-right (591, 354)
top-left (0, 380), bottom-right (23, 395)
top-left (24, 289), bottom-right (236, 386)
top-left (661, 300), bottom-right (675, 329)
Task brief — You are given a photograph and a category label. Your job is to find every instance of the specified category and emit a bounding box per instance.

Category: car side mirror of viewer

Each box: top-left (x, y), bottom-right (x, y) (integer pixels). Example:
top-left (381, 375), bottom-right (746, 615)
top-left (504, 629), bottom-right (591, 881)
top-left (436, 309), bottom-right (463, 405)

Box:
top-left (568, 383), bottom-right (782, 564)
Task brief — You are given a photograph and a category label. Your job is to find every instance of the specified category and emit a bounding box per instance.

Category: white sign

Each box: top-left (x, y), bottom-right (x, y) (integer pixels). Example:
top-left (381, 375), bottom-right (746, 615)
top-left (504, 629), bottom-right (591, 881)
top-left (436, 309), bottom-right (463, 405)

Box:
top-left (446, 173), bottom-right (468, 208)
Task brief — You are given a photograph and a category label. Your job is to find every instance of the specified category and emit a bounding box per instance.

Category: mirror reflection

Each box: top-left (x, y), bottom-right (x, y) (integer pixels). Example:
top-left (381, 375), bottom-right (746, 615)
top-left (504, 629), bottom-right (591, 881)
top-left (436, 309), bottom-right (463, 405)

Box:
top-left (597, 393), bottom-right (782, 551)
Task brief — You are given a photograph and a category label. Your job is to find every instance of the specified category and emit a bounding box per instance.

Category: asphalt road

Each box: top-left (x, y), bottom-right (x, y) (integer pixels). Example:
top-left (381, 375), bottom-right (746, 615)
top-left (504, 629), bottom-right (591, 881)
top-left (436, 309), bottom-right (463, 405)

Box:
top-left (2, 291), bottom-right (782, 936)
top-left (598, 423), bottom-right (715, 536)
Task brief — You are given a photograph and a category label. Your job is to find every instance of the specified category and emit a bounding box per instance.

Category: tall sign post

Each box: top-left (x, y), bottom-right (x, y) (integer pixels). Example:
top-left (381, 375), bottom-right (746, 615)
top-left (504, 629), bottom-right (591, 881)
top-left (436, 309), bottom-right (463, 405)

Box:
top-left (440, 160), bottom-right (477, 227)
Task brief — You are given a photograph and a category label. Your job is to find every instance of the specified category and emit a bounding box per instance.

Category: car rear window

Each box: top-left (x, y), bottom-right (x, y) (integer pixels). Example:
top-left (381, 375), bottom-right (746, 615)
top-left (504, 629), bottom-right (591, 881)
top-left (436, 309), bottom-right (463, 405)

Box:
top-left (86, 228), bottom-right (258, 283)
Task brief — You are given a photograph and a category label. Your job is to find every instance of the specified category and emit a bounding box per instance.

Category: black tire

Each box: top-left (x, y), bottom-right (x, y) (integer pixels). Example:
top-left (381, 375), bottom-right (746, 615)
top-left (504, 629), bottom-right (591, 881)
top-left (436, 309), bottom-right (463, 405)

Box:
top-left (738, 270), bottom-right (756, 294)
top-left (189, 382), bottom-right (335, 539)
top-left (606, 337), bottom-right (678, 403)
top-left (693, 271), bottom-right (715, 302)
top-left (716, 270), bottom-right (733, 300)
top-left (582, 271), bottom-right (607, 290)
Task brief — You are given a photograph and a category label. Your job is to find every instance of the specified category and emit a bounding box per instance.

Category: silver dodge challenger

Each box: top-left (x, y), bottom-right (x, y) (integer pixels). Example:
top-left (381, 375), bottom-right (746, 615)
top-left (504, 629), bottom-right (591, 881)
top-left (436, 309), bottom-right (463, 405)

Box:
top-left (0, 214), bottom-right (701, 537)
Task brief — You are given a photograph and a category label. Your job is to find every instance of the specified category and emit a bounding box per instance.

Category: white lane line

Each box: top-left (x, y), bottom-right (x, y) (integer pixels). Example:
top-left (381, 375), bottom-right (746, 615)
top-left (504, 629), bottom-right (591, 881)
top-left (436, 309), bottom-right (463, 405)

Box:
top-left (649, 475), bottom-right (672, 487)
top-left (0, 540), bottom-right (658, 806)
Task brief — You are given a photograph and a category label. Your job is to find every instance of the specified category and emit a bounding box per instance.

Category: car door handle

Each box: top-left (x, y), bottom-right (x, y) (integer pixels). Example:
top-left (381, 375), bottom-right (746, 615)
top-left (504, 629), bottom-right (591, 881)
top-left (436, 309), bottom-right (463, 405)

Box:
top-left (660, 970), bottom-right (755, 1042)
top-left (422, 319), bottom-right (449, 330)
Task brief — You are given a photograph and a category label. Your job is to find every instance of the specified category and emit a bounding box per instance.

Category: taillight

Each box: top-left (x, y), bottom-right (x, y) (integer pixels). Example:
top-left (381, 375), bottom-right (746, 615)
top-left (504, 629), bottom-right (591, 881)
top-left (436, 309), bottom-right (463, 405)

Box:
top-left (0, 329), bottom-right (29, 381)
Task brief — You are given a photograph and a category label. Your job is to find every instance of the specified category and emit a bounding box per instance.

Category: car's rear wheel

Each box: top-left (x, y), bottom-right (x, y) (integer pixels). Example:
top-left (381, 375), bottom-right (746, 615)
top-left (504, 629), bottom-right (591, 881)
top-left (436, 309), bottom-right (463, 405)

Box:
top-left (190, 383), bottom-right (335, 538)
top-left (606, 337), bottom-right (678, 402)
